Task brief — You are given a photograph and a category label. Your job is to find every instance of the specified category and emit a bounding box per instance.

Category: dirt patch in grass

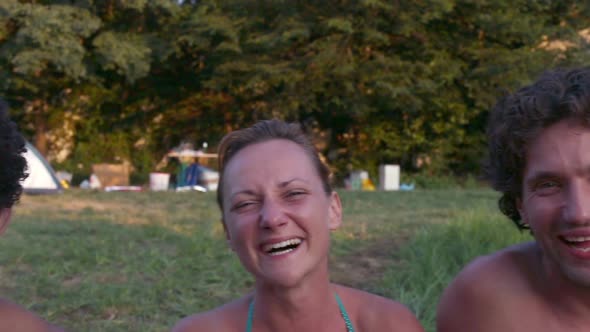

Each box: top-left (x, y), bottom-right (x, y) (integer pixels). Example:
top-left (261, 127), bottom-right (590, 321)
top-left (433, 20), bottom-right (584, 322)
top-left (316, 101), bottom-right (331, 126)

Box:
top-left (62, 275), bottom-right (84, 288)
top-left (330, 234), bottom-right (410, 290)
top-left (18, 195), bottom-right (132, 214)
top-left (17, 194), bottom-right (172, 226)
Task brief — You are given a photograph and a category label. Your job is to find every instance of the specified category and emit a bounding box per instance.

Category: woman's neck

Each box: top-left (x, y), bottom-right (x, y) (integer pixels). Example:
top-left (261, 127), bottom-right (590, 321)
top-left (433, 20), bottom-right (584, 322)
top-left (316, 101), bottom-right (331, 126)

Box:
top-left (252, 274), bottom-right (343, 331)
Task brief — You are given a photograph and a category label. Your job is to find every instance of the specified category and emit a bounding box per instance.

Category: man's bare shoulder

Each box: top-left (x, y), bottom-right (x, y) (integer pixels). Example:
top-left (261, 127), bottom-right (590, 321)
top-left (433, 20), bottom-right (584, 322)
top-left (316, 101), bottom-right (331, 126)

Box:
top-left (0, 299), bottom-right (64, 332)
top-left (335, 285), bottom-right (424, 332)
top-left (437, 242), bottom-right (538, 332)
top-left (451, 241), bottom-right (536, 287)
top-left (171, 296), bottom-right (250, 332)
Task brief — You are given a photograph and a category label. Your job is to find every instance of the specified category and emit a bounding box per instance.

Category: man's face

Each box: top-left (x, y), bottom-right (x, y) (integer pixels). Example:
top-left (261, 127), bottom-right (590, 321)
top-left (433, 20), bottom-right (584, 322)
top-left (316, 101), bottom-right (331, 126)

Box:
top-left (519, 118), bottom-right (590, 286)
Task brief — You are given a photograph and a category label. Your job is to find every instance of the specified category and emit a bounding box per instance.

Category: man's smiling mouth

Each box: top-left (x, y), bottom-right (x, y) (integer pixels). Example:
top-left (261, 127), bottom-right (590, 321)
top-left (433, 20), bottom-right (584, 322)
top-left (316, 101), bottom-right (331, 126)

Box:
top-left (562, 236), bottom-right (590, 253)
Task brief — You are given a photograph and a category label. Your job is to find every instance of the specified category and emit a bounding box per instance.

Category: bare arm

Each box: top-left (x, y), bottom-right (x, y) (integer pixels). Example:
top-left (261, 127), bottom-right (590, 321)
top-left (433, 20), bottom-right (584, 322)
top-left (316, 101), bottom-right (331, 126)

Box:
top-left (353, 292), bottom-right (425, 332)
top-left (437, 275), bottom-right (484, 332)
top-left (436, 253), bottom-right (525, 332)
top-left (171, 314), bottom-right (220, 332)
top-left (170, 300), bottom-right (246, 332)
top-left (392, 305), bottom-right (425, 332)
top-left (0, 300), bottom-right (65, 332)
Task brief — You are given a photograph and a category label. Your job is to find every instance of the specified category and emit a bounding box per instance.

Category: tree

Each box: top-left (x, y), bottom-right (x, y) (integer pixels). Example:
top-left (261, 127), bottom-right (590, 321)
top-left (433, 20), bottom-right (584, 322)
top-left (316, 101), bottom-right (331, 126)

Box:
top-left (0, 1), bottom-right (101, 155)
top-left (2, 0), bottom-right (589, 183)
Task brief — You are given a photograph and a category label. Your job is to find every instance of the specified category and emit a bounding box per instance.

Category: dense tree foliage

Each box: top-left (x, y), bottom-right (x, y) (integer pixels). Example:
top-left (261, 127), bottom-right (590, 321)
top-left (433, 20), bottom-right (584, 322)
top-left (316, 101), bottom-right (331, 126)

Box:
top-left (1, 0), bottom-right (589, 183)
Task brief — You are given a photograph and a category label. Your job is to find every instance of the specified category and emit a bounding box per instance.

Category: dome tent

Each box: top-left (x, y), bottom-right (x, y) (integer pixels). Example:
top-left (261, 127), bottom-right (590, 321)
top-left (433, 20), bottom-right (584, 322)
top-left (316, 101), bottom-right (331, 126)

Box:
top-left (21, 141), bottom-right (63, 194)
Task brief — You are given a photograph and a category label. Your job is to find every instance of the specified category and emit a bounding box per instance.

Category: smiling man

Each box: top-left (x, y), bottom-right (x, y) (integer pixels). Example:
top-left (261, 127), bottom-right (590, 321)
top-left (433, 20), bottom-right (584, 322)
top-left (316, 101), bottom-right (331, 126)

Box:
top-left (0, 100), bottom-right (64, 332)
top-left (437, 68), bottom-right (590, 331)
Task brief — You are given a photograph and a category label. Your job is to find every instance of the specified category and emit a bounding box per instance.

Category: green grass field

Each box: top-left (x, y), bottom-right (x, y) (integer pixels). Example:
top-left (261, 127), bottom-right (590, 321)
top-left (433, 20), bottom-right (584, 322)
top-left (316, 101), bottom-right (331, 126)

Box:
top-left (0, 189), bottom-right (529, 331)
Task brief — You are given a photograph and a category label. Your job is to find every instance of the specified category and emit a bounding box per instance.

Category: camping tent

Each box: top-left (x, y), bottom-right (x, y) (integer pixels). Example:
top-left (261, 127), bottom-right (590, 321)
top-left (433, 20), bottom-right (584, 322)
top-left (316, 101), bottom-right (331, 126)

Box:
top-left (21, 141), bottom-right (62, 194)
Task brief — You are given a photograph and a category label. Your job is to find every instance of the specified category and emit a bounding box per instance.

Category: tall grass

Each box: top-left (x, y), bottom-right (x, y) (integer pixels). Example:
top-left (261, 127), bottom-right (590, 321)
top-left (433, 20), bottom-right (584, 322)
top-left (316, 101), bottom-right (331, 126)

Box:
top-left (1, 191), bottom-right (250, 331)
top-left (378, 211), bottom-right (530, 332)
top-left (0, 189), bottom-right (530, 331)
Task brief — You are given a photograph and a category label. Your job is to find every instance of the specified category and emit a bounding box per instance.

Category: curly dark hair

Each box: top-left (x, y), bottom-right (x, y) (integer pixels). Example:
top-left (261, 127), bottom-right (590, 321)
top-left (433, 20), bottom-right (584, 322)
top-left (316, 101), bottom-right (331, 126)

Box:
top-left (484, 68), bottom-right (590, 230)
top-left (216, 119), bottom-right (332, 215)
top-left (0, 100), bottom-right (28, 209)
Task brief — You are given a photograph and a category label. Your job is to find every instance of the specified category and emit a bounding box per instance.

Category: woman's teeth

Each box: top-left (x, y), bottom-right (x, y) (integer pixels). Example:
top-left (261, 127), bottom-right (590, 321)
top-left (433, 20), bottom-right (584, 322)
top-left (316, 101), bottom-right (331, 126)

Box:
top-left (263, 238), bottom-right (302, 255)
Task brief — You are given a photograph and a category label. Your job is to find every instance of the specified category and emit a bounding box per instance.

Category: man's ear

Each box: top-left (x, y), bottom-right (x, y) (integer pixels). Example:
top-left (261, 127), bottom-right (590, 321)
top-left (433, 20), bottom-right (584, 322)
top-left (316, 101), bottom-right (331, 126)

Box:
top-left (0, 208), bottom-right (12, 235)
top-left (516, 198), bottom-right (528, 227)
top-left (328, 191), bottom-right (343, 231)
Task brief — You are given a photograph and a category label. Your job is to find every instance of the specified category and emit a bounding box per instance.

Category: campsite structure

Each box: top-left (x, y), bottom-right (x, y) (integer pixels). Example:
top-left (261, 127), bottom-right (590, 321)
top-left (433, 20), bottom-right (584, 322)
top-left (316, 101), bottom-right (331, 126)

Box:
top-left (21, 142), bottom-right (63, 194)
top-left (165, 145), bottom-right (219, 191)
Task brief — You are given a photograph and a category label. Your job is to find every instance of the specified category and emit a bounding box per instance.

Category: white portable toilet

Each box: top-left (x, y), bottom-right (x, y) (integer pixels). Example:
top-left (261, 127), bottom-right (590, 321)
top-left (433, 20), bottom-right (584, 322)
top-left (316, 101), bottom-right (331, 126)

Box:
top-left (379, 164), bottom-right (400, 191)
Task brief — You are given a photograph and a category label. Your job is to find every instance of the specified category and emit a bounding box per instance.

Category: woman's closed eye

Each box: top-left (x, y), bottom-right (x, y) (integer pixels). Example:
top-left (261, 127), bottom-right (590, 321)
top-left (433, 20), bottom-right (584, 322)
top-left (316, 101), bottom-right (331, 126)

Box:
top-left (284, 190), bottom-right (307, 201)
top-left (231, 200), bottom-right (258, 212)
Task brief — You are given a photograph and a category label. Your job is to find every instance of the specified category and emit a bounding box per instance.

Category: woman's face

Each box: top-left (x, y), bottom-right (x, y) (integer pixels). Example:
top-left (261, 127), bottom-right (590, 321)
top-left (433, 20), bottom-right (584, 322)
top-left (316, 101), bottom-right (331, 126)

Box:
top-left (221, 139), bottom-right (342, 287)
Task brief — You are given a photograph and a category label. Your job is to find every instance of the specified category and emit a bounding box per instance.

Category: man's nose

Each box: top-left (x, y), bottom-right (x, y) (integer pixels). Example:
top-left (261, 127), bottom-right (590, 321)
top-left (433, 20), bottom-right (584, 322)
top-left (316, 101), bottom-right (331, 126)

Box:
top-left (564, 180), bottom-right (590, 225)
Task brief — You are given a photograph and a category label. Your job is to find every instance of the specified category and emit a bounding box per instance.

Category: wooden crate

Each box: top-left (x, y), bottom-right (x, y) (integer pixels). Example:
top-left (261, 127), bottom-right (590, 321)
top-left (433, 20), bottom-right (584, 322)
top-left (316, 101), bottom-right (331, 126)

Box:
top-left (91, 163), bottom-right (131, 188)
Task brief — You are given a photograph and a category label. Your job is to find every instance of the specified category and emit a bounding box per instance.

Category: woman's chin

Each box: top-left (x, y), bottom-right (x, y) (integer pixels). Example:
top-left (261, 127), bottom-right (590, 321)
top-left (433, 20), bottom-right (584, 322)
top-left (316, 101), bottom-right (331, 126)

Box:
top-left (256, 270), bottom-right (306, 288)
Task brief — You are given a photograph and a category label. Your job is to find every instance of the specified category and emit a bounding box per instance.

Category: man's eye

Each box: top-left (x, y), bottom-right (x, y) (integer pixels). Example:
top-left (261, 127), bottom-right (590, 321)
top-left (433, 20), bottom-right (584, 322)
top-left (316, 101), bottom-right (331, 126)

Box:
top-left (539, 181), bottom-right (557, 188)
top-left (535, 180), bottom-right (561, 194)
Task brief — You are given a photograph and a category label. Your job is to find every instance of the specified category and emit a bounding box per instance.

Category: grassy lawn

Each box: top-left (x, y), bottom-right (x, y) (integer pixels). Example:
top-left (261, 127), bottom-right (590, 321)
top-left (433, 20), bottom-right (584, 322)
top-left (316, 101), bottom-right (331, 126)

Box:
top-left (0, 189), bottom-right (529, 331)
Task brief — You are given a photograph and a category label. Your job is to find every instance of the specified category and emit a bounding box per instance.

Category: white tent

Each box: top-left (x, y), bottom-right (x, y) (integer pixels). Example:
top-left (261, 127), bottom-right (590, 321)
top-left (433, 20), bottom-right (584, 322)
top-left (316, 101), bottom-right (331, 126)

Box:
top-left (21, 142), bottom-right (62, 194)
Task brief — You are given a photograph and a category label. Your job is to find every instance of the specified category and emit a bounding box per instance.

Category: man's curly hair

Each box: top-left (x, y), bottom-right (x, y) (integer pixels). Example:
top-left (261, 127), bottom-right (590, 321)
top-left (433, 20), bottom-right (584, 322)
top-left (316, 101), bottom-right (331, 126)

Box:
top-left (483, 68), bottom-right (590, 230)
top-left (0, 100), bottom-right (28, 209)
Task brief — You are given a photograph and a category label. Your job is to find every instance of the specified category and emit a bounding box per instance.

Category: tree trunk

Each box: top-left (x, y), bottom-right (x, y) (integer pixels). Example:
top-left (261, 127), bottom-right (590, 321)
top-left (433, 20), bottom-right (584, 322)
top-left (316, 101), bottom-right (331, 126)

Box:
top-left (34, 113), bottom-right (48, 157)
top-left (30, 100), bottom-right (49, 157)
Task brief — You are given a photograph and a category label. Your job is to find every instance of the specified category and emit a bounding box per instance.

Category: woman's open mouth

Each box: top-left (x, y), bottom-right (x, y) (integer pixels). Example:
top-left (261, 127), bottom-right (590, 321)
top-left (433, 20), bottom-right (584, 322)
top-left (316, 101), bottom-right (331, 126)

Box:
top-left (262, 238), bottom-right (302, 256)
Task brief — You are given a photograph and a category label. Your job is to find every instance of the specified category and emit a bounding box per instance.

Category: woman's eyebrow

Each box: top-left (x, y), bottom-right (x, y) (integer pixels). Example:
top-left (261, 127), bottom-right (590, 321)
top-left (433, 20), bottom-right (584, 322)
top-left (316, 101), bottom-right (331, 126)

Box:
top-left (230, 189), bottom-right (257, 200)
top-left (278, 178), bottom-right (309, 188)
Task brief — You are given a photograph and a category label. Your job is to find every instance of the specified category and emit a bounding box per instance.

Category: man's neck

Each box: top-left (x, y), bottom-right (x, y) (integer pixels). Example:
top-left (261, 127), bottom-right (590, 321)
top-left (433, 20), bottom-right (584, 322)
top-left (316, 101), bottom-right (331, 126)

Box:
top-left (540, 252), bottom-right (590, 322)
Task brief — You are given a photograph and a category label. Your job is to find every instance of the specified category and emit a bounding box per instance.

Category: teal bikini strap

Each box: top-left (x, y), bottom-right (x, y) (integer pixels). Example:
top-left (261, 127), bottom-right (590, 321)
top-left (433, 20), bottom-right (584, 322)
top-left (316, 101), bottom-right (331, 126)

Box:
top-left (335, 293), bottom-right (355, 332)
top-left (246, 294), bottom-right (355, 332)
top-left (246, 299), bottom-right (254, 332)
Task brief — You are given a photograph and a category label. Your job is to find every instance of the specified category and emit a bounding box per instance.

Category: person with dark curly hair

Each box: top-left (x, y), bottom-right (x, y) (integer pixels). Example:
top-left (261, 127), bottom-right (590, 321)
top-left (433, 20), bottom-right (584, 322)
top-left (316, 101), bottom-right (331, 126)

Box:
top-left (437, 67), bottom-right (590, 331)
top-left (0, 100), bottom-right (64, 331)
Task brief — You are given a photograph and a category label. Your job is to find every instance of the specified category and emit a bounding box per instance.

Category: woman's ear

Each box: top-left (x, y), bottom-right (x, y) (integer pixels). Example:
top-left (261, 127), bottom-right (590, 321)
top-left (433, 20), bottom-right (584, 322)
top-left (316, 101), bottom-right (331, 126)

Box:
top-left (328, 192), bottom-right (342, 230)
top-left (0, 208), bottom-right (12, 235)
top-left (222, 218), bottom-right (235, 251)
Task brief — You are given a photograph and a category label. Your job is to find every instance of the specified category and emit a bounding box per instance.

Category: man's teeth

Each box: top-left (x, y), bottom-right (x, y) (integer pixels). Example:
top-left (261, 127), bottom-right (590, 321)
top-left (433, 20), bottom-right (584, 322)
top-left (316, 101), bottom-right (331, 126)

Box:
top-left (263, 238), bottom-right (302, 254)
top-left (564, 236), bottom-right (590, 252)
top-left (565, 236), bottom-right (590, 242)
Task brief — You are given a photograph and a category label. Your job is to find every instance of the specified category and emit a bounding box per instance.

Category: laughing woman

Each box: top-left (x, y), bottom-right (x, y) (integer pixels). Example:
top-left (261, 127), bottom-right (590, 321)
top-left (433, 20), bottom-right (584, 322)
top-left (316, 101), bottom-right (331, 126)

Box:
top-left (172, 120), bottom-right (424, 332)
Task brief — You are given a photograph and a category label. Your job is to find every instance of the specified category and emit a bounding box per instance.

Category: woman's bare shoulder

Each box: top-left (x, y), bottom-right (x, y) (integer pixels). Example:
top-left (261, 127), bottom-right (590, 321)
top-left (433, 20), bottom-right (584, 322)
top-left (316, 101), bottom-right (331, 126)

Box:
top-left (334, 285), bottom-right (424, 332)
top-left (171, 296), bottom-right (251, 332)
